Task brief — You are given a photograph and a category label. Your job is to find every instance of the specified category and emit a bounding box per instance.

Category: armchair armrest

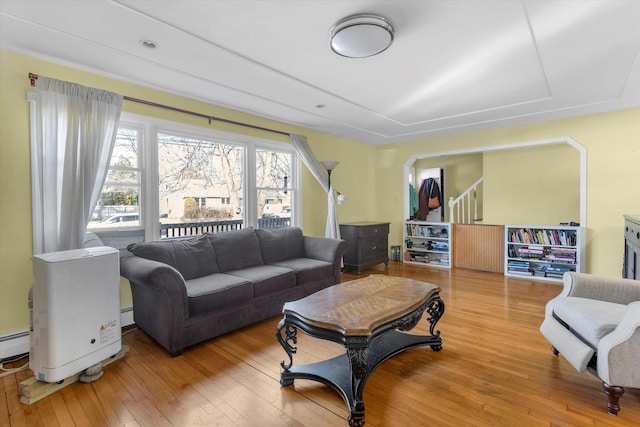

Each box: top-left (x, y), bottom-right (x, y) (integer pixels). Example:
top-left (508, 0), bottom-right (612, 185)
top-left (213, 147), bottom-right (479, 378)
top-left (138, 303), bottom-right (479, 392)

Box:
top-left (597, 301), bottom-right (640, 387)
top-left (545, 272), bottom-right (640, 316)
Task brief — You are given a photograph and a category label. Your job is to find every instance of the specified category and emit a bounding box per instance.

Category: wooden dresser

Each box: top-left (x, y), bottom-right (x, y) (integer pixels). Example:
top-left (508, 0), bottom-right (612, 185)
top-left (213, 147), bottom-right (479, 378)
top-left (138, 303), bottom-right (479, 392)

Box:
top-left (339, 222), bottom-right (390, 274)
top-left (623, 215), bottom-right (640, 279)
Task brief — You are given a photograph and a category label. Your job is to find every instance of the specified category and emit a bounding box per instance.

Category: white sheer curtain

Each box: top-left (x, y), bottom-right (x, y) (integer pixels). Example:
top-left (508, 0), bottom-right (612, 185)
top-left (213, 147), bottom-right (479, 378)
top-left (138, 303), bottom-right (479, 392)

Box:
top-left (32, 77), bottom-right (123, 254)
top-left (290, 134), bottom-right (340, 239)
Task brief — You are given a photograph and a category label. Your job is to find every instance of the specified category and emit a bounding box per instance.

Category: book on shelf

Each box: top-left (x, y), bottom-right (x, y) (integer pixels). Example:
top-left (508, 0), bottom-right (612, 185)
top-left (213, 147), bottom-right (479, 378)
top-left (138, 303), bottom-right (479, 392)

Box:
top-left (507, 261), bottom-right (574, 278)
top-left (508, 227), bottom-right (577, 247)
top-left (405, 223), bottom-right (448, 238)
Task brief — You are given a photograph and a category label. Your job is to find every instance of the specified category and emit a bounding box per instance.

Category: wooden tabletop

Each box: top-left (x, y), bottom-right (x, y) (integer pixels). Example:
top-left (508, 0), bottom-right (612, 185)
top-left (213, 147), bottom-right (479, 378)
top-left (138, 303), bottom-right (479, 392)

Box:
top-left (282, 275), bottom-right (440, 336)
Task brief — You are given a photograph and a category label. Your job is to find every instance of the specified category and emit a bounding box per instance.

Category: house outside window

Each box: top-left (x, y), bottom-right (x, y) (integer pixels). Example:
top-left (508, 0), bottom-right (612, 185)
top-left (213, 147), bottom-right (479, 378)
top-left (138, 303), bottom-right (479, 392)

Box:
top-left (256, 148), bottom-right (293, 229)
top-left (88, 127), bottom-right (142, 229)
top-left (88, 113), bottom-right (299, 247)
top-left (158, 132), bottom-right (243, 222)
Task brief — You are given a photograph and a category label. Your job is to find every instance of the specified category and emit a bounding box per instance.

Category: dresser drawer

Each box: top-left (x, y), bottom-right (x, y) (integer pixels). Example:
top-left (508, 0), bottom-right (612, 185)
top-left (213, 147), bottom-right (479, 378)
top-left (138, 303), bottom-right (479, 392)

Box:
top-left (354, 223), bottom-right (389, 238)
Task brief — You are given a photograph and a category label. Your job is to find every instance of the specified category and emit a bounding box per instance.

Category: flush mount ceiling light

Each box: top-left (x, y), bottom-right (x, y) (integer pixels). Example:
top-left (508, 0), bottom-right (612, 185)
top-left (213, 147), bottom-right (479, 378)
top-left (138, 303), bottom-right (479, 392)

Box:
top-left (329, 14), bottom-right (394, 58)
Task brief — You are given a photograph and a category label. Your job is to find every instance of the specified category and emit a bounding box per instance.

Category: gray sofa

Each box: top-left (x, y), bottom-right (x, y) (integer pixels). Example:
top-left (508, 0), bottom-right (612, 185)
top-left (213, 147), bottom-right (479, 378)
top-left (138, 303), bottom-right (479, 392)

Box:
top-left (120, 227), bottom-right (347, 356)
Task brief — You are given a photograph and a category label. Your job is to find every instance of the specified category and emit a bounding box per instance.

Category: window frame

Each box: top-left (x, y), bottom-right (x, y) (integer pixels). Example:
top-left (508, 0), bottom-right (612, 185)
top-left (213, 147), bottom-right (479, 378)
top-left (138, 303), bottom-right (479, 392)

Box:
top-left (113, 112), bottom-right (300, 243)
top-left (90, 124), bottom-right (144, 228)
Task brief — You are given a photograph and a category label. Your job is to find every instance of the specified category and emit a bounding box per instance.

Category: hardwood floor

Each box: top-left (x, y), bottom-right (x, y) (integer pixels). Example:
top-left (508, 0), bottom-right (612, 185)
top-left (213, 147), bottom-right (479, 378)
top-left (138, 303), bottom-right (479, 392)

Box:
top-left (2, 263), bottom-right (639, 426)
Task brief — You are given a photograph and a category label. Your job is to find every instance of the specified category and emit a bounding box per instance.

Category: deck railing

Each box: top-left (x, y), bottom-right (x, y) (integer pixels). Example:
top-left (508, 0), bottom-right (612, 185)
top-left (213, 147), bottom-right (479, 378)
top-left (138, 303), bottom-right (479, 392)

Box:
top-left (160, 220), bottom-right (243, 238)
top-left (159, 217), bottom-right (291, 238)
top-left (257, 217), bottom-right (291, 229)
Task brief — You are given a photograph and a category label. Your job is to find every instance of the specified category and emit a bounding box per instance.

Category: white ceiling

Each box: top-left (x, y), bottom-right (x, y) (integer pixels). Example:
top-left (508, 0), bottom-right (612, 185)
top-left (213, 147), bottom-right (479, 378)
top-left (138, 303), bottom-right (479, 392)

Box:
top-left (2, 0), bottom-right (639, 145)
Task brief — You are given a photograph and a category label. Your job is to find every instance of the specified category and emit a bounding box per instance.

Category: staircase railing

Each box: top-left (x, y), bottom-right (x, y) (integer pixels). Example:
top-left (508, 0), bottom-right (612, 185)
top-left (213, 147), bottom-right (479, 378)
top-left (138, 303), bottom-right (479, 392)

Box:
top-left (448, 177), bottom-right (483, 224)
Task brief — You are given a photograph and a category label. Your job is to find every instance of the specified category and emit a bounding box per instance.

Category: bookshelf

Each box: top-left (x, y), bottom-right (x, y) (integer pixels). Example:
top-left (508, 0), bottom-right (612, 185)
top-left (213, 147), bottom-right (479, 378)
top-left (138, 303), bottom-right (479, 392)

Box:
top-left (504, 225), bottom-right (585, 281)
top-left (404, 221), bottom-right (452, 269)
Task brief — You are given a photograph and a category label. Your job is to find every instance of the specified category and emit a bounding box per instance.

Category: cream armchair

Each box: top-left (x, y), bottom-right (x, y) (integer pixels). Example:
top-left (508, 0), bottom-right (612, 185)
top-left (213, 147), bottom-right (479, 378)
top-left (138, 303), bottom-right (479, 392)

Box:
top-left (540, 272), bottom-right (640, 415)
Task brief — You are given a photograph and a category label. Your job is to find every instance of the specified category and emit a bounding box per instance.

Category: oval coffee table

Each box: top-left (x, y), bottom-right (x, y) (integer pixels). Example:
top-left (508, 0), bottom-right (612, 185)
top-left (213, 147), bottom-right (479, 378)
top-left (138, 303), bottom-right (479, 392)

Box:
top-left (276, 275), bottom-right (445, 426)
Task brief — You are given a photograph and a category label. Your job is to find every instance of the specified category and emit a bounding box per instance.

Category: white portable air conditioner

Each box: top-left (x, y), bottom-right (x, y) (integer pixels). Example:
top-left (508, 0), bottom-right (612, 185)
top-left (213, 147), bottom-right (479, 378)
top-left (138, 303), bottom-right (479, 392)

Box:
top-left (30, 246), bottom-right (121, 383)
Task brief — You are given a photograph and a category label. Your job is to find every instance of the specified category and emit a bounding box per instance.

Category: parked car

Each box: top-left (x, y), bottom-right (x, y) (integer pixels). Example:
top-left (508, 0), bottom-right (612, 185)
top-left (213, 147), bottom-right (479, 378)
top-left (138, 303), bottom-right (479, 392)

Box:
top-left (91, 213), bottom-right (140, 228)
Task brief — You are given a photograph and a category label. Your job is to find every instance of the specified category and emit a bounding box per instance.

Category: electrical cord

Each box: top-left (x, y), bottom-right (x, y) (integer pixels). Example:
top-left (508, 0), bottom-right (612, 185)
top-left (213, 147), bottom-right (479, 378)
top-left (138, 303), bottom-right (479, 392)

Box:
top-left (0, 361), bottom-right (29, 378)
top-left (1, 352), bottom-right (28, 365)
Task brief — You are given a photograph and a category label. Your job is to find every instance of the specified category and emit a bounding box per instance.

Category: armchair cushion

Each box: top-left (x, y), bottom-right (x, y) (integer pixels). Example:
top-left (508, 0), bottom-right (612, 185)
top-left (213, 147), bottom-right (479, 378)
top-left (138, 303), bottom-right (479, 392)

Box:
top-left (553, 297), bottom-right (627, 348)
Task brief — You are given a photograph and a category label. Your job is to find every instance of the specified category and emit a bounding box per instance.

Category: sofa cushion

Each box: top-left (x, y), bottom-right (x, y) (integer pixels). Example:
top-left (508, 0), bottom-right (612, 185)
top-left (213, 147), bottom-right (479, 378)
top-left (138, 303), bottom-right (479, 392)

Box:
top-left (185, 273), bottom-right (252, 316)
top-left (553, 297), bottom-right (627, 348)
top-left (127, 236), bottom-right (217, 280)
top-left (227, 265), bottom-right (296, 298)
top-left (270, 258), bottom-right (333, 286)
top-left (206, 228), bottom-right (264, 273)
top-left (255, 227), bottom-right (303, 264)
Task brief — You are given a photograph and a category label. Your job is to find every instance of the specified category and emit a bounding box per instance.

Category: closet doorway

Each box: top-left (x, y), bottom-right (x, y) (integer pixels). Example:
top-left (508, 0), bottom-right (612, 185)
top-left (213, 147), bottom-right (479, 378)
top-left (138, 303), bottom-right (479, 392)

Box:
top-left (415, 167), bottom-right (445, 222)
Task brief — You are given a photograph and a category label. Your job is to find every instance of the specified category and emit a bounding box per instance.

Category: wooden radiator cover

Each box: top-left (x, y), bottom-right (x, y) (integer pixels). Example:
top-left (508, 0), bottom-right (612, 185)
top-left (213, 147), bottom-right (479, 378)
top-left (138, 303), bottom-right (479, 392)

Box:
top-left (453, 224), bottom-right (504, 273)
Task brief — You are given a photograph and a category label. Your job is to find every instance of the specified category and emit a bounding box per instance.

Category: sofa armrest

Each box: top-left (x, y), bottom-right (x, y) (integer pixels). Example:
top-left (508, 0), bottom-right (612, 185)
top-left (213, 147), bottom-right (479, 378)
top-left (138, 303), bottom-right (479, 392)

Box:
top-left (120, 252), bottom-right (189, 320)
top-left (545, 272), bottom-right (640, 316)
top-left (303, 236), bottom-right (347, 263)
top-left (302, 236), bottom-right (348, 280)
top-left (597, 301), bottom-right (640, 387)
top-left (120, 254), bottom-right (190, 355)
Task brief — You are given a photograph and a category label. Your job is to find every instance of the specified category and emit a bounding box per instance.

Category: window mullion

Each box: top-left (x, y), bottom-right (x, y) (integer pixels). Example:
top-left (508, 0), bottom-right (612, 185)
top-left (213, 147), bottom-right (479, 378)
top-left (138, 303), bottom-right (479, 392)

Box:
top-left (144, 123), bottom-right (160, 241)
top-left (245, 145), bottom-right (257, 227)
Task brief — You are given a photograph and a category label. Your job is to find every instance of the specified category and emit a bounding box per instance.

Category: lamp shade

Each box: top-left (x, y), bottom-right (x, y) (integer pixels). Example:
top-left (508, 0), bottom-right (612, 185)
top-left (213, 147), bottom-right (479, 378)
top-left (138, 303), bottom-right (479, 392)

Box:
top-left (320, 160), bottom-right (340, 171)
top-left (330, 14), bottom-right (394, 58)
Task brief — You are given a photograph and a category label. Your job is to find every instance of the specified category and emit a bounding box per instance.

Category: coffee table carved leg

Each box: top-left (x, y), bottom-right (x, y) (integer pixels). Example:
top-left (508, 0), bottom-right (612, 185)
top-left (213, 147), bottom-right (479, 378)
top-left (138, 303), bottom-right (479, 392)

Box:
top-left (276, 319), bottom-right (297, 386)
top-left (346, 343), bottom-right (368, 427)
top-left (425, 293), bottom-right (445, 351)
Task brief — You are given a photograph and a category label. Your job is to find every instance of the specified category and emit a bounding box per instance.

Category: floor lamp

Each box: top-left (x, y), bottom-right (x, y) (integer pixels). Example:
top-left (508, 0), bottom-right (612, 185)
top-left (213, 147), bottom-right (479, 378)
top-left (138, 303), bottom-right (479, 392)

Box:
top-left (320, 161), bottom-right (339, 189)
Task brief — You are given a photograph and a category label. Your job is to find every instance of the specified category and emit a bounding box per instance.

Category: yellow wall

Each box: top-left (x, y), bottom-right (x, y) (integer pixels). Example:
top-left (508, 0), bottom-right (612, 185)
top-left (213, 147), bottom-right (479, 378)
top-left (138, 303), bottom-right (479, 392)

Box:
top-left (0, 50), bottom-right (375, 335)
top-left (375, 109), bottom-right (640, 276)
top-left (2, 48), bottom-right (640, 339)
top-left (414, 153), bottom-right (484, 221)
top-left (483, 144), bottom-right (580, 225)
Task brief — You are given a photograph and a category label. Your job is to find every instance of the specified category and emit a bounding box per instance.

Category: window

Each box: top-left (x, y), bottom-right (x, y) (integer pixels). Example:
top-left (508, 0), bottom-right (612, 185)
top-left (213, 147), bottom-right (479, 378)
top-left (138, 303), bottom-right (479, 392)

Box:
top-left (256, 148), bottom-right (293, 229)
top-left (90, 113), bottom-right (299, 246)
top-left (88, 127), bottom-right (141, 229)
top-left (158, 132), bottom-right (244, 224)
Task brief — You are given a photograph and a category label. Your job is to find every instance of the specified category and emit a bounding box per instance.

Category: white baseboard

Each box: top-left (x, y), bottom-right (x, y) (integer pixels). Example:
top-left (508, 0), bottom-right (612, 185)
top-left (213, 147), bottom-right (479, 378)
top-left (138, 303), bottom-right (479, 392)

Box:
top-left (0, 330), bottom-right (29, 359)
top-left (0, 306), bottom-right (135, 359)
top-left (121, 305), bottom-right (135, 327)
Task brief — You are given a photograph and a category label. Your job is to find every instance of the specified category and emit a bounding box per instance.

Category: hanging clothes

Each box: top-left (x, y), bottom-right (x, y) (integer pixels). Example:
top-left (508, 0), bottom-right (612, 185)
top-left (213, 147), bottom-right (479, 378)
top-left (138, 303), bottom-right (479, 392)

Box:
top-left (417, 178), bottom-right (441, 220)
top-left (428, 179), bottom-right (441, 209)
top-left (409, 184), bottom-right (419, 219)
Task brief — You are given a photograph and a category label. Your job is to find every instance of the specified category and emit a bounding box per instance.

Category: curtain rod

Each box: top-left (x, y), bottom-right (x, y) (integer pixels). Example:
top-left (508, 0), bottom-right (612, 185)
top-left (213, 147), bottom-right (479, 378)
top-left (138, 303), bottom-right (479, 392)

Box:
top-left (28, 73), bottom-right (291, 137)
